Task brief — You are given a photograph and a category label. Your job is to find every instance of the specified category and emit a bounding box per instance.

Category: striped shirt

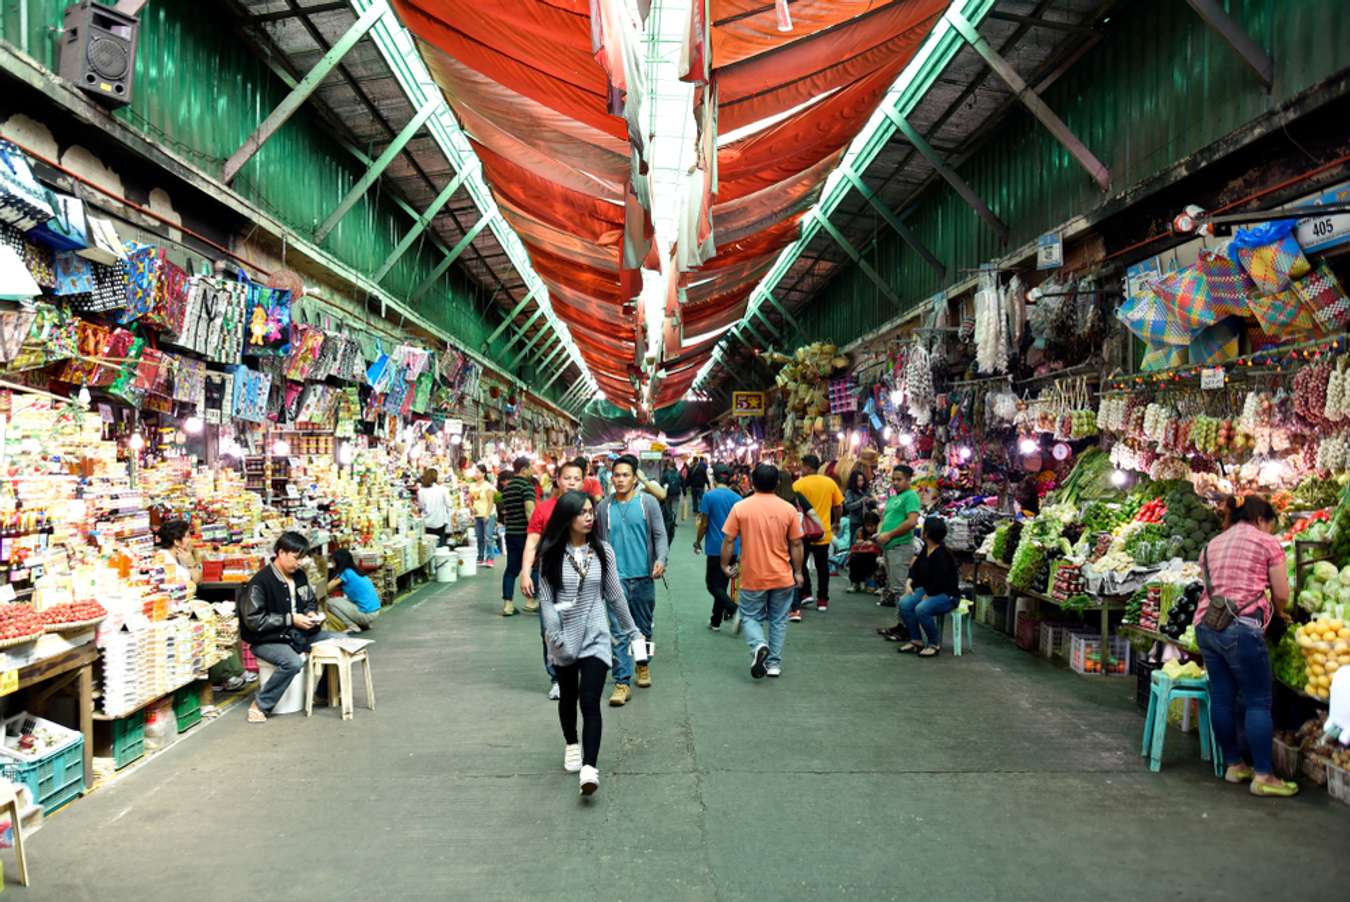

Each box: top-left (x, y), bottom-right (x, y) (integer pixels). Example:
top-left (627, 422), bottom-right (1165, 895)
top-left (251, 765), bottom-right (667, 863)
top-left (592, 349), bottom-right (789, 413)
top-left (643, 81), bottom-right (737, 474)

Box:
top-left (539, 542), bottom-right (640, 667)
top-left (499, 475), bottom-right (535, 537)
top-left (1195, 522), bottom-right (1285, 628)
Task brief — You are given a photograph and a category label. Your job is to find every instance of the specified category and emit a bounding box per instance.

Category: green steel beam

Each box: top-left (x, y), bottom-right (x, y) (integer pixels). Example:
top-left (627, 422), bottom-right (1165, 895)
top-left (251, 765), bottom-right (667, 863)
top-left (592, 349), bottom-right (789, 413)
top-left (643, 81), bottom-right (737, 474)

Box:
top-left (314, 96), bottom-right (441, 243)
top-left (946, 9), bottom-right (1110, 191)
top-left (812, 211), bottom-right (903, 308)
top-left (508, 320), bottom-right (552, 369)
top-left (538, 362), bottom-right (573, 395)
top-left (879, 108), bottom-right (1009, 242)
top-left (222, 2), bottom-right (384, 183)
top-left (526, 334), bottom-right (561, 368)
top-left (482, 285), bottom-right (541, 348)
top-left (841, 166), bottom-right (948, 277)
top-left (410, 214), bottom-right (492, 302)
top-left (741, 317), bottom-right (771, 349)
top-left (763, 290), bottom-right (808, 341)
top-left (372, 167), bottom-right (469, 283)
top-left (559, 381), bottom-right (589, 410)
top-left (752, 304), bottom-right (784, 340)
top-left (535, 344), bottom-right (570, 385)
top-left (1184, 0), bottom-right (1274, 88)
top-left (503, 306), bottom-right (548, 357)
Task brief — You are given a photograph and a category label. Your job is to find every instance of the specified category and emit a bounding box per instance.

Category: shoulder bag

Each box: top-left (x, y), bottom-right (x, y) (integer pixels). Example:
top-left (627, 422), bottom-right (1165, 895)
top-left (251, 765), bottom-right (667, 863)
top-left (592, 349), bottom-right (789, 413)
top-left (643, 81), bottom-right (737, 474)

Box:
top-left (1199, 551), bottom-right (1236, 631)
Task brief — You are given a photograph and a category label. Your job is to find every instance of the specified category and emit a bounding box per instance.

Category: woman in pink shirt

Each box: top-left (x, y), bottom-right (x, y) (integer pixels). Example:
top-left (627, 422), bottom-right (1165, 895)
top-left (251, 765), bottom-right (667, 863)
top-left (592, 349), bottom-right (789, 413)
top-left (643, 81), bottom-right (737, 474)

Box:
top-left (1193, 494), bottom-right (1296, 798)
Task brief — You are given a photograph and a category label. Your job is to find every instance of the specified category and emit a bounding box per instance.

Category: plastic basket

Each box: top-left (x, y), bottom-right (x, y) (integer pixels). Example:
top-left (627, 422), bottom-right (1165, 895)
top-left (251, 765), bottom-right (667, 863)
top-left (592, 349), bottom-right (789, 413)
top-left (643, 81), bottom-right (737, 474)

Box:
top-left (1069, 633), bottom-right (1132, 676)
top-left (1327, 762), bottom-right (1350, 806)
top-left (1302, 752), bottom-right (1329, 786)
top-left (1133, 656), bottom-right (1162, 711)
top-left (0, 735), bottom-right (84, 813)
top-left (1038, 623), bottom-right (1082, 659)
top-left (1015, 612), bottom-right (1041, 651)
top-left (174, 684), bottom-right (202, 733)
top-left (1271, 737), bottom-right (1301, 781)
top-left (111, 711), bottom-right (146, 769)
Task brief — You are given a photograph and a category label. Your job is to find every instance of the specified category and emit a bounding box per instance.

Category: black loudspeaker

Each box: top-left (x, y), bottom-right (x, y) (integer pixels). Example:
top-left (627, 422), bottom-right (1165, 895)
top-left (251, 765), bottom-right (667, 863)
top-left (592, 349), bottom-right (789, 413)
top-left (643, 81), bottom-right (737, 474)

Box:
top-left (59, 2), bottom-right (139, 109)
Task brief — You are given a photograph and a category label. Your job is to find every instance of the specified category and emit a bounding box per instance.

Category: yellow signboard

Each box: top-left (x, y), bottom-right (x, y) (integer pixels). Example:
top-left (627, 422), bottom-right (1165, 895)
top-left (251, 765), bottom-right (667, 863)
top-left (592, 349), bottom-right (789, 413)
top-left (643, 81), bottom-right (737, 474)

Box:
top-left (0, 670), bottom-right (17, 697)
top-left (732, 392), bottom-right (766, 417)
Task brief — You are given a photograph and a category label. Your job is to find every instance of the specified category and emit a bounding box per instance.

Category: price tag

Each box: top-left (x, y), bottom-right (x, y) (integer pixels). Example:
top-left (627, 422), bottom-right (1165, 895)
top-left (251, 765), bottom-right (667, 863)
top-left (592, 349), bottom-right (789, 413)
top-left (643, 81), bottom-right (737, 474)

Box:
top-left (1295, 182), bottom-right (1350, 253)
top-left (1037, 231), bottom-right (1063, 270)
top-left (0, 670), bottom-right (16, 696)
top-left (1201, 367), bottom-right (1226, 390)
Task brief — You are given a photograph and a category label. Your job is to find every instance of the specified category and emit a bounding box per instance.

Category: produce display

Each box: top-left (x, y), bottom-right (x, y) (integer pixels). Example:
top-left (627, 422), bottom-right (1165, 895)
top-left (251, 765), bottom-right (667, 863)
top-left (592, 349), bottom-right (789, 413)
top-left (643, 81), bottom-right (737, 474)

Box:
top-left (0, 603), bottom-right (45, 643)
top-left (1293, 616), bottom-right (1350, 700)
top-left (38, 601), bottom-right (107, 628)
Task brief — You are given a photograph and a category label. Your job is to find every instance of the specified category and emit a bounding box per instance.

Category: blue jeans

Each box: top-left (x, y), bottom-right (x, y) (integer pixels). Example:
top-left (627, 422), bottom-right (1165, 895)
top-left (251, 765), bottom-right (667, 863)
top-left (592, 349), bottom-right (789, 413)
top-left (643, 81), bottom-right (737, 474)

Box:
top-left (501, 534), bottom-right (526, 601)
top-left (738, 586), bottom-right (793, 667)
top-left (899, 590), bottom-right (956, 647)
top-left (484, 515), bottom-right (499, 558)
top-left (252, 631), bottom-right (341, 714)
top-left (474, 517), bottom-right (489, 562)
top-left (609, 577), bottom-right (655, 685)
top-left (1196, 621), bottom-right (1274, 774)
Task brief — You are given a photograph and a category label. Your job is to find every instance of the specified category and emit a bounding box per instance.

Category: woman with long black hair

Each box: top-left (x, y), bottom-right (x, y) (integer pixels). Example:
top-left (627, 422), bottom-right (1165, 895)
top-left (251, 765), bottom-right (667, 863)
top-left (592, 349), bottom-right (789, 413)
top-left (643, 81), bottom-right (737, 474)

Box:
top-left (538, 490), bottom-right (643, 797)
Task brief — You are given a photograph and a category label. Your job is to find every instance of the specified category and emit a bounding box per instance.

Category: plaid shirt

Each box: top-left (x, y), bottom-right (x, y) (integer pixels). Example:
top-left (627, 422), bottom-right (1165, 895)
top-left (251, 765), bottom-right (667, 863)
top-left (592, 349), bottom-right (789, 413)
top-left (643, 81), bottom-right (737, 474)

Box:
top-left (1196, 522), bottom-right (1285, 627)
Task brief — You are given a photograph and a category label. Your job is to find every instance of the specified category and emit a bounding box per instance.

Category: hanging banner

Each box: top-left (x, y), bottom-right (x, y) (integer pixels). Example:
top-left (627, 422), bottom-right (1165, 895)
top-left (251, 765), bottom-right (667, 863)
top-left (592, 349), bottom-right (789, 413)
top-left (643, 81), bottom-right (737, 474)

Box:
top-left (732, 392), bottom-right (765, 417)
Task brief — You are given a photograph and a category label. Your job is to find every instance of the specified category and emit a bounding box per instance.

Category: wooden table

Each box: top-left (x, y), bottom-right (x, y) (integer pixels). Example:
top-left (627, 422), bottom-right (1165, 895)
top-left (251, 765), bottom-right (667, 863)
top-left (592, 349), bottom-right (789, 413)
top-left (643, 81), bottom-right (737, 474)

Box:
top-left (978, 557), bottom-right (1127, 665)
top-left (13, 644), bottom-right (97, 790)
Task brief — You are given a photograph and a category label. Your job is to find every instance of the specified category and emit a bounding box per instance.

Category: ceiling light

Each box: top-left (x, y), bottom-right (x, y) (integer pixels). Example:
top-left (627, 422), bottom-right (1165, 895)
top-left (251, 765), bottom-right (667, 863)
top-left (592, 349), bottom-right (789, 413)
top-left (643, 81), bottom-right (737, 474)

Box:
top-left (184, 416), bottom-right (204, 435)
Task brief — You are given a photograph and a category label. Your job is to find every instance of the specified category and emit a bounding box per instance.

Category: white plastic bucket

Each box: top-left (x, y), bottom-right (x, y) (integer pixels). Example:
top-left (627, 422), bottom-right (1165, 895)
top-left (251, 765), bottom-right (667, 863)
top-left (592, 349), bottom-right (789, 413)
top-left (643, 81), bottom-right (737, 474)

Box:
top-left (458, 548), bottom-right (477, 577)
top-left (256, 655), bottom-right (308, 715)
top-left (434, 548), bottom-right (458, 583)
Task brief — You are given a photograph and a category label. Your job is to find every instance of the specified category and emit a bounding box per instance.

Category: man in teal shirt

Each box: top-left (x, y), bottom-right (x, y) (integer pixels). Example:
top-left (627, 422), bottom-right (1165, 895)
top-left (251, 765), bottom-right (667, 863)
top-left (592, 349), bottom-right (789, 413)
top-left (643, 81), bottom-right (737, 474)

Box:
top-left (876, 465), bottom-right (921, 614)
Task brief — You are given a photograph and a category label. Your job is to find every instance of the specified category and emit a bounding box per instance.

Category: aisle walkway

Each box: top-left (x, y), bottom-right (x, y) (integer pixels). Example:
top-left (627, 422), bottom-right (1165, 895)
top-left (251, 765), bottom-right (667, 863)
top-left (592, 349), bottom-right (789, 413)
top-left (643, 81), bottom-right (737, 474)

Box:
top-left (24, 541), bottom-right (1349, 901)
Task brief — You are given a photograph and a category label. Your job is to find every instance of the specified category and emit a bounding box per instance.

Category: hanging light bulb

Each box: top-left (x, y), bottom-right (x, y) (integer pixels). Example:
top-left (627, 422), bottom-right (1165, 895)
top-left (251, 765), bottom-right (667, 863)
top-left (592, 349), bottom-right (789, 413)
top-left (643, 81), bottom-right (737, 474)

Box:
top-left (1110, 469), bottom-right (1128, 487)
top-left (889, 389), bottom-right (903, 405)
top-left (338, 443), bottom-right (354, 465)
top-left (958, 446), bottom-right (972, 462)
top-left (184, 415), bottom-right (204, 435)
top-left (77, 385), bottom-right (91, 407)
top-left (850, 431), bottom-right (863, 447)
top-left (1019, 437), bottom-right (1039, 455)
top-left (899, 432), bottom-right (914, 447)
top-left (273, 438), bottom-right (290, 456)
top-left (128, 433), bottom-right (145, 451)
top-left (450, 434), bottom-right (463, 445)
top-left (883, 425), bottom-right (893, 440)
top-left (836, 431), bottom-right (846, 441)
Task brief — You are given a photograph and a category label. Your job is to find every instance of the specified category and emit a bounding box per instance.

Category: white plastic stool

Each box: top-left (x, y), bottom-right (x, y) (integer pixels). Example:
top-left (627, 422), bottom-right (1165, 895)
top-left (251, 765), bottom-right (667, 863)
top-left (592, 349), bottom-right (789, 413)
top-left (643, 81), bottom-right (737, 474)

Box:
top-left (256, 654), bottom-right (309, 715)
top-left (305, 642), bottom-right (374, 720)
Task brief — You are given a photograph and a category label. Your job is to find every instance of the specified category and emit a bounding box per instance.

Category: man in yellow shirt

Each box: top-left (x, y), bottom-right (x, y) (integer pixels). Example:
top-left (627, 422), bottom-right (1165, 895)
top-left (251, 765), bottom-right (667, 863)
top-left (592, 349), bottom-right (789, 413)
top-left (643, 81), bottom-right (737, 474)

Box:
top-left (792, 454), bottom-right (844, 612)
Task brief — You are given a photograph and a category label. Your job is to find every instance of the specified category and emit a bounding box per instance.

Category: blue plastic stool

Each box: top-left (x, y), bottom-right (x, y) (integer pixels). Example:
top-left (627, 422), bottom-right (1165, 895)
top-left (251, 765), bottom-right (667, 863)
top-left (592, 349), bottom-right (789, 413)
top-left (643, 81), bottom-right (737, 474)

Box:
top-left (1140, 671), bottom-right (1222, 776)
top-left (943, 601), bottom-right (975, 656)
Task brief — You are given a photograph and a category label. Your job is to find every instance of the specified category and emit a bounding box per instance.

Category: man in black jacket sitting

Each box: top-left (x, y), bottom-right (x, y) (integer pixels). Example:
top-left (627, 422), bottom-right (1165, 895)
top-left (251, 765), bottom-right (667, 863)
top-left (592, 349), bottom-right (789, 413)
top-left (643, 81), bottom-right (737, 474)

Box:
top-left (243, 532), bottom-right (337, 723)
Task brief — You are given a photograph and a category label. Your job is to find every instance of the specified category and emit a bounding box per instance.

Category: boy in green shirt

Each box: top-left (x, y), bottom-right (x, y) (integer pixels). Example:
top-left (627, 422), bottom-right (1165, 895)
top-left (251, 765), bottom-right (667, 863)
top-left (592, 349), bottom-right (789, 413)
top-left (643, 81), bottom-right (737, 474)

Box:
top-left (876, 465), bottom-right (921, 615)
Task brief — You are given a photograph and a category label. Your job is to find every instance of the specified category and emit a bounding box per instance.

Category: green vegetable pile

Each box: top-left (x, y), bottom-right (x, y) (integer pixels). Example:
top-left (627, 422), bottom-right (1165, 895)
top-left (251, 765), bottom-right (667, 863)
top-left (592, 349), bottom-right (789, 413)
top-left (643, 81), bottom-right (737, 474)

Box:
top-left (989, 524), bottom-right (1011, 562)
top-left (1008, 540), bottom-right (1046, 592)
top-left (1291, 476), bottom-right (1340, 511)
top-left (1081, 501), bottom-right (1129, 534)
top-left (1270, 629), bottom-right (1307, 690)
top-left (1159, 483), bottom-right (1220, 561)
top-left (1051, 449), bottom-right (1113, 505)
top-left (1123, 585), bottom-right (1149, 623)
top-left (1060, 594), bottom-right (1093, 613)
top-left (1327, 482), bottom-right (1350, 564)
top-left (1124, 523), bottom-right (1170, 562)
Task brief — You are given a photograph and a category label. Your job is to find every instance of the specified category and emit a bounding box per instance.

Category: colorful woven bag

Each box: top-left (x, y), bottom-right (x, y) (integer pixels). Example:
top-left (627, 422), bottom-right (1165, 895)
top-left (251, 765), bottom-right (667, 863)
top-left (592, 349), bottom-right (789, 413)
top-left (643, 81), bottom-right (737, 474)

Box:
top-left (1292, 262), bottom-right (1350, 333)
top-left (1117, 283), bottom-right (1196, 346)
top-left (1248, 287), bottom-right (1319, 336)
top-left (1140, 341), bottom-right (1186, 371)
top-left (1188, 316), bottom-right (1244, 366)
top-left (1228, 221), bottom-right (1311, 295)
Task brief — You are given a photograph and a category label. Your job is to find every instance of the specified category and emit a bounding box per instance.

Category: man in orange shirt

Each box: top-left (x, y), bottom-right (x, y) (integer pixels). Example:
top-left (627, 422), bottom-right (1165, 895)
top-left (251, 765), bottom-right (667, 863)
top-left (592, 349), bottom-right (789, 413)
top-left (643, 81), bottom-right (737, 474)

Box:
top-left (792, 454), bottom-right (844, 612)
top-left (721, 464), bottom-right (805, 679)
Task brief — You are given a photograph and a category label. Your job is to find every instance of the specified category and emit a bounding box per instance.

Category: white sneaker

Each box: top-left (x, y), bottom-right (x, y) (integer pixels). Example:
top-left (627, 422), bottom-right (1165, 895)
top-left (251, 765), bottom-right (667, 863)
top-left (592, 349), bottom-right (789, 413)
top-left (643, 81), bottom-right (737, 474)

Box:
top-left (563, 743), bottom-right (582, 772)
top-left (547, 682), bottom-right (560, 700)
top-left (766, 665), bottom-right (782, 678)
top-left (579, 765), bottom-right (599, 796)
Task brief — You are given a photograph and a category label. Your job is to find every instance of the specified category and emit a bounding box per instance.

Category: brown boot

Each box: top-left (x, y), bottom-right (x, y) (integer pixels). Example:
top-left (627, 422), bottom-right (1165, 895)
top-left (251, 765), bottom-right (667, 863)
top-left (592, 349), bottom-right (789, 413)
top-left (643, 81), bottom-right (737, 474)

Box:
top-left (608, 683), bottom-right (631, 706)
top-left (635, 663), bottom-right (652, 688)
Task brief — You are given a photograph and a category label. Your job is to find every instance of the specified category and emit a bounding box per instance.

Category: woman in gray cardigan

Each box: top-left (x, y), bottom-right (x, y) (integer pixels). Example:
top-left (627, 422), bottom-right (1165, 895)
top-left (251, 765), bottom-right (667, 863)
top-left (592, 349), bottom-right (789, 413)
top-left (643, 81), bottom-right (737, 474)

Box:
top-left (538, 491), bottom-right (643, 797)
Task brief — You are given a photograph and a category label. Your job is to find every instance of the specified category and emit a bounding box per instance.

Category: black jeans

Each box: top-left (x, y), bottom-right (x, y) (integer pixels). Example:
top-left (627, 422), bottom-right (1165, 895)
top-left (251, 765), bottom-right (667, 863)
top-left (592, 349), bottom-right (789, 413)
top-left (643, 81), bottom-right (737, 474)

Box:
top-left (556, 656), bottom-right (609, 767)
top-left (501, 534), bottom-right (526, 601)
top-left (800, 543), bottom-right (832, 602)
top-left (705, 555), bottom-right (735, 625)
top-left (849, 552), bottom-right (879, 585)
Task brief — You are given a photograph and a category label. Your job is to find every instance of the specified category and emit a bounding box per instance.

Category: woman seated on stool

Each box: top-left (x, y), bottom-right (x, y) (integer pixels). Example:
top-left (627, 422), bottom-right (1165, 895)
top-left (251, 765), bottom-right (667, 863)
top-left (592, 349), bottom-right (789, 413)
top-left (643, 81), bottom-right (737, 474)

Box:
top-left (848, 511), bottom-right (883, 593)
top-left (897, 516), bottom-right (960, 658)
top-left (326, 549), bottom-right (381, 632)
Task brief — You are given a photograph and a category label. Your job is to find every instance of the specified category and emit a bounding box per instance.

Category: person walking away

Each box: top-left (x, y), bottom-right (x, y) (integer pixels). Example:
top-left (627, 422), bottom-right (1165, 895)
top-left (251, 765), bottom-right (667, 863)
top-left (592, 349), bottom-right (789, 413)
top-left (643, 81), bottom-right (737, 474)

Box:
top-left (792, 454), bottom-right (843, 612)
top-left (497, 457), bottom-right (537, 617)
top-left (1193, 494), bottom-right (1297, 797)
top-left (242, 532), bottom-right (340, 723)
top-left (695, 464), bottom-right (742, 631)
top-left (894, 517), bottom-right (961, 656)
top-left (325, 548), bottom-right (381, 631)
top-left (471, 470), bottom-right (497, 566)
top-left (593, 454), bottom-right (668, 705)
top-left (720, 464), bottom-right (804, 679)
top-left (679, 461), bottom-right (691, 521)
top-left (688, 457), bottom-right (708, 518)
top-left (661, 459), bottom-right (683, 541)
top-left (418, 468), bottom-right (452, 548)
top-left (538, 491), bottom-right (644, 796)
top-left (876, 465), bottom-right (921, 609)
top-left (520, 459), bottom-right (587, 699)
top-left (849, 512), bottom-right (884, 593)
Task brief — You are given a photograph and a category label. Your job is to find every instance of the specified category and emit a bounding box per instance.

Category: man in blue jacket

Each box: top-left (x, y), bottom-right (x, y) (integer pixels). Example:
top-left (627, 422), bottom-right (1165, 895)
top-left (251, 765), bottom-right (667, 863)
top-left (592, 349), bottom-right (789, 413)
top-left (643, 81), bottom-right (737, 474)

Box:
top-left (593, 454), bottom-right (669, 706)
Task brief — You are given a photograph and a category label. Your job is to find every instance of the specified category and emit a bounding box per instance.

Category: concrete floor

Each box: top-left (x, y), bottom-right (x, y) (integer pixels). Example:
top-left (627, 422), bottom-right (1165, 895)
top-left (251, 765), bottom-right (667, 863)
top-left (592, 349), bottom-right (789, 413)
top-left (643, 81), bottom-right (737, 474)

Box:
top-left (20, 538), bottom-right (1350, 901)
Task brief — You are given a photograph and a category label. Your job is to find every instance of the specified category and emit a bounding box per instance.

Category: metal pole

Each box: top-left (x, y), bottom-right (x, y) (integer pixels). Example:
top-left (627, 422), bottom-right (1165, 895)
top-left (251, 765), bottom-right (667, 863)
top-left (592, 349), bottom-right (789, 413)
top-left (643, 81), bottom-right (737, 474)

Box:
top-left (372, 168), bottom-right (469, 283)
top-left (812, 211), bottom-right (903, 308)
top-left (501, 306), bottom-right (548, 356)
top-left (1183, 0), bottom-right (1274, 88)
top-left (410, 215), bottom-right (491, 303)
top-left (841, 165), bottom-right (950, 275)
top-left (222, 2), bottom-right (384, 183)
top-left (482, 285), bottom-right (541, 348)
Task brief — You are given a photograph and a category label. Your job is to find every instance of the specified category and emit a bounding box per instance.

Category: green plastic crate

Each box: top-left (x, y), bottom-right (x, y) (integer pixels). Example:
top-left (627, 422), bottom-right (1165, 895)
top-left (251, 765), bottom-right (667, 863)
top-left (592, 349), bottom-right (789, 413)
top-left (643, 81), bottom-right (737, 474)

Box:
top-left (0, 736), bottom-right (85, 813)
top-left (112, 711), bottom-right (146, 769)
top-left (173, 685), bottom-right (202, 734)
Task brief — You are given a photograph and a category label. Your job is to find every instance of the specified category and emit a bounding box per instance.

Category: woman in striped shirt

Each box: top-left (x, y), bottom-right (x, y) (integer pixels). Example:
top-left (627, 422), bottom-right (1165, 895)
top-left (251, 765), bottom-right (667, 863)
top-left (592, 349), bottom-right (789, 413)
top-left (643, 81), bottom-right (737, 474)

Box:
top-left (538, 491), bottom-right (642, 797)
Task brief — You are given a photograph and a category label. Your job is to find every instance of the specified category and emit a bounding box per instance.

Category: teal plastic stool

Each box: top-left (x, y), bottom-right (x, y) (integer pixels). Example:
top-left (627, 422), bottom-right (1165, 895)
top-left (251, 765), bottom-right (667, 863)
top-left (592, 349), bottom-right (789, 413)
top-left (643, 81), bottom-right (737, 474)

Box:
top-left (944, 601), bottom-right (975, 656)
top-left (1140, 671), bottom-right (1222, 777)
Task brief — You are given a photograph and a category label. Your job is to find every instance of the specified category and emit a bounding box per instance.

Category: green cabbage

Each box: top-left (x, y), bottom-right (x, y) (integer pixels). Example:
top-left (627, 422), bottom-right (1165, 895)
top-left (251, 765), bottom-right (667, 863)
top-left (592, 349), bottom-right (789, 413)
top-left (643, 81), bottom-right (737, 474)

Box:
top-left (1313, 560), bottom-right (1339, 582)
top-left (1299, 590), bottom-right (1324, 612)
